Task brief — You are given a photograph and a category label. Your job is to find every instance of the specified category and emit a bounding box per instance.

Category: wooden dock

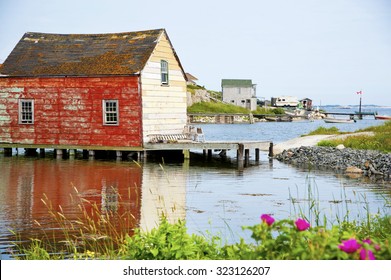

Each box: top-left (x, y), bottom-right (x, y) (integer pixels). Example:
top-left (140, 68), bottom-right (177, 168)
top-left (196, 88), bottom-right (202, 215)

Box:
top-left (324, 112), bottom-right (376, 120)
top-left (1, 140), bottom-right (273, 168)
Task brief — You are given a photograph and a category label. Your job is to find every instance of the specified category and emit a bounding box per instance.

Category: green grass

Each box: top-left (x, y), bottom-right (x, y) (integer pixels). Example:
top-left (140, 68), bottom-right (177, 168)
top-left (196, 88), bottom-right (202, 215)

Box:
top-left (187, 101), bottom-right (284, 115)
top-left (187, 101), bottom-right (250, 114)
top-left (303, 126), bottom-right (343, 136)
top-left (316, 120), bottom-right (391, 152)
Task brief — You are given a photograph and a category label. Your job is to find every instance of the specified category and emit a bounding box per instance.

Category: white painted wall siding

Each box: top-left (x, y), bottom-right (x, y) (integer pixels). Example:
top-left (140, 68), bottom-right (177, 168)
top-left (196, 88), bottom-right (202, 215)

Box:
top-left (140, 32), bottom-right (187, 143)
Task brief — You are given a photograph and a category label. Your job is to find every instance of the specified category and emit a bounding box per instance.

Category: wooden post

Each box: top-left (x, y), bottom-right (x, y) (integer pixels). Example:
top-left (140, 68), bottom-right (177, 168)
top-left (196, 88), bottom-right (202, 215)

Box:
top-left (245, 148), bottom-right (250, 166)
top-left (207, 149), bottom-right (212, 160)
top-left (69, 149), bottom-right (76, 157)
top-left (4, 148), bottom-right (12, 157)
top-left (89, 150), bottom-right (95, 160)
top-left (55, 149), bottom-right (63, 159)
top-left (255, 148), bottom-right (260, 161)
top-left (237, 144), bottom-right (244, 169)
top-left (245, 149), bottom-right (250, 160)
top-left (183, 149), bottom-right (190, 160)
top-left (39, 148), bottom-right (46, 157)
top-left (268, 142), bottom-right (274, 158)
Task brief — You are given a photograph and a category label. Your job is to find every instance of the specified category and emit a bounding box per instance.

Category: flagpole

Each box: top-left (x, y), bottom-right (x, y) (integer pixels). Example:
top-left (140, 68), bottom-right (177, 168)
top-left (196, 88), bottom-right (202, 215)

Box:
top-left (357, 90), bottom-right (363, 120)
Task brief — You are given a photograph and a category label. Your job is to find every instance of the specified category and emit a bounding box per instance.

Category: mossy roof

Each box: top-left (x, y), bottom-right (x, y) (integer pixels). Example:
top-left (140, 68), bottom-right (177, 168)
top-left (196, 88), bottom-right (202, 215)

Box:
top-left (0, 29), bottom-right (168, 77)
top-left (221, 79), bottom-right (253, 87)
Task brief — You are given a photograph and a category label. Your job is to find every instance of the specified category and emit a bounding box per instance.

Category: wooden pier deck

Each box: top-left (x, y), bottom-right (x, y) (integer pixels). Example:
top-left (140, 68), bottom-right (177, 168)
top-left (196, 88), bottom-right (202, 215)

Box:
top-left (1, 140), bottom-right (273, 168)
top-left (323, 112), bottom-right (376, 119)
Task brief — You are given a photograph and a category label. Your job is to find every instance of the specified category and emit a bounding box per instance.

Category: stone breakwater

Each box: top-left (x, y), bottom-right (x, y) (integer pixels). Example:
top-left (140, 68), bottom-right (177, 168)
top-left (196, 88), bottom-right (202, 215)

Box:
top-left (276, 146), bottom-right (391, 179)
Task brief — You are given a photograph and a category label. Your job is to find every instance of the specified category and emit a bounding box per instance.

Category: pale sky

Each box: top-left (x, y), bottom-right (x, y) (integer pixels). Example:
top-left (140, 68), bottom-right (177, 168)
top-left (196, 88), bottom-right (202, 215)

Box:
top-left (0, 0), bottom-right (390, 105)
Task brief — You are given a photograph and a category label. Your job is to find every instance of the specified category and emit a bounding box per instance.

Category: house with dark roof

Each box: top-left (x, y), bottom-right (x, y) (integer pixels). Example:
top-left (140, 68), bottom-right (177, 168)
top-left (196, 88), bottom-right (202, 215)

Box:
top-left (221, 79), bottom-right (257, 111)
top-left (0, 29), bottom-right (188, 154)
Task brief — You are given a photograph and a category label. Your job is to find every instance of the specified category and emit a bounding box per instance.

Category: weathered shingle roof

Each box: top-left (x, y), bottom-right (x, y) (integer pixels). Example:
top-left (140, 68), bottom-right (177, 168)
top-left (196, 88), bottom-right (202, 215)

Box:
top-left (221, 79), bottom-right (253, 87)
top-left (0, 29), bottom-right (165, 76)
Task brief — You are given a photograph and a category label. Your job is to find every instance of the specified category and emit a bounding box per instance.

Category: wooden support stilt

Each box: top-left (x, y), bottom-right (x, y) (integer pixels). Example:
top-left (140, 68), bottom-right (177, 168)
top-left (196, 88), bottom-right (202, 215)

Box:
top-left (207, 149), bottom-right (212, 159)
top-left (89, 150), bottom-right (95, 160)
top-left (55, 149), bottom-right (63, 159)
top-left (69, 149), bottom-right (76, 157)
top-left (255, 148), bottom-right (260, 161)
top-left (39, 148), bottom-right (45, 157)
top-left (268, 142), bottom-right (274, 157)
top-left (4, 148), bottom-right (12, 157)
top-left (183, 149), bottom-right (190, 160)
top-left (245, 149), bottom-right (250, 160)
top-left (237, 143), bottom-right (244, 161)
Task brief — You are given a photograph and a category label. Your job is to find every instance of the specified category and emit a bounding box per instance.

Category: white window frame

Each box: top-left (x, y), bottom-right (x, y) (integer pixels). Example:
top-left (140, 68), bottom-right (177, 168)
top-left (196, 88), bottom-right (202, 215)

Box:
top-left (18, 99), bottom-right (34, 124)
top-left (161, 60), bottom-right (169, 85)
top-left (103, 100), bottom-right (119, 125)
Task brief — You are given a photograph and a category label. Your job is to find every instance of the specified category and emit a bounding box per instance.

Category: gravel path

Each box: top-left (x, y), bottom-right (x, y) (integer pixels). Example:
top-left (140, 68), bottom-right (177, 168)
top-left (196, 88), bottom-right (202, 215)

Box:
top-left (273, 132), bottom-right (374, 154)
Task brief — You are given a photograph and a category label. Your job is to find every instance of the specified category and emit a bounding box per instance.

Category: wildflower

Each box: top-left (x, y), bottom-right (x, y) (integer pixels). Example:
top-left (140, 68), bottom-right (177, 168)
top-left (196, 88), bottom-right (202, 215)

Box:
top-left (260, 214), bottom-right (275, 226)
top-left (362, 238), bottom-right (381, 251)
top-left (338, 239), bottom-right (361, 253)
top-left (359, 248), bottom-right (375, 260)
top-left (295, 218), bottom-right (310, 231)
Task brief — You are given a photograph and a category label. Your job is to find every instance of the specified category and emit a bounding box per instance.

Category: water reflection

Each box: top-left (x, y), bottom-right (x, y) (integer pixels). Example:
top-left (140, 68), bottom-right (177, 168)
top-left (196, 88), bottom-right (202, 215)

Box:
top-left (0, 154), bottom-right (390, 259)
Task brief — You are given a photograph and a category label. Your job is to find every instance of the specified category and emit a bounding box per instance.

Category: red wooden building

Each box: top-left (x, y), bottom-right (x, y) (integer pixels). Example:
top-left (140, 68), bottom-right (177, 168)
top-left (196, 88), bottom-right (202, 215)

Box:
top-left (0, 29), bottom-right (188, 156)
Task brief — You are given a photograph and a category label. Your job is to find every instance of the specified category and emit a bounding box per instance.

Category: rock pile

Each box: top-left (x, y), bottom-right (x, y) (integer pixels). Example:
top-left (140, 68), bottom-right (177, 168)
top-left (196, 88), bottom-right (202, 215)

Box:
top-left (276, 146), bottom-right (391, 179)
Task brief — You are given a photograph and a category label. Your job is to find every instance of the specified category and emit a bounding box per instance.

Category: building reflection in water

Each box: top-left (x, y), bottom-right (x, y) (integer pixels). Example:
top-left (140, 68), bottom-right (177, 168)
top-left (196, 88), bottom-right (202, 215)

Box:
top-left (0, 156), bottom-right (187, 249)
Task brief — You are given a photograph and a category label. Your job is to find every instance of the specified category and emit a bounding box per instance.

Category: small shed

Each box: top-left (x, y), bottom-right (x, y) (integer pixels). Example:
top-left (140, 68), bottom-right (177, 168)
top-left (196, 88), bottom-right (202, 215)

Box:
top-left (0, 29), bottom-right (188, 152)
top-left (221, 79), bottom-right (257, 111)
top-left (300, 98), bottom-right (313, 110)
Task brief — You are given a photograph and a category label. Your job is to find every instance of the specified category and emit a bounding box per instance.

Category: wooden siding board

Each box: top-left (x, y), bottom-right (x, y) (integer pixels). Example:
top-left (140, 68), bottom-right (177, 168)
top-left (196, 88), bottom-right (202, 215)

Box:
top-left (140, 32), bottom-right (187, 143)
top-left (0, 76), bottom-right (143, 148)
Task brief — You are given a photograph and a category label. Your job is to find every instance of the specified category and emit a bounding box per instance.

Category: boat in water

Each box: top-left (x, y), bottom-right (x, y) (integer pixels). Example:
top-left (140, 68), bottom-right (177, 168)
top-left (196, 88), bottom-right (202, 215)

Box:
top-left (323, 117), bottom-right (356, 124)
top-left (265, 116), bottom-right (292, 122)
top-left (374, 115), bottom-right (391, 120)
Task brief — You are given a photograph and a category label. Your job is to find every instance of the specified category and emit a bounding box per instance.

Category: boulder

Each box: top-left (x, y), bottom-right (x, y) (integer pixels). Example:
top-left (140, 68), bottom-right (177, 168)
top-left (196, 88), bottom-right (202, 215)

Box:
top-left (345, 166), bottom-right (363, 174)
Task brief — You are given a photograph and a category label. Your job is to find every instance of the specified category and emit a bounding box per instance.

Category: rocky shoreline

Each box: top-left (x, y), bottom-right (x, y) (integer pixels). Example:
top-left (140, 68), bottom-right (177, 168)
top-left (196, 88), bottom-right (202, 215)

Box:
top-left (276, 146), bottom-right (391, 180)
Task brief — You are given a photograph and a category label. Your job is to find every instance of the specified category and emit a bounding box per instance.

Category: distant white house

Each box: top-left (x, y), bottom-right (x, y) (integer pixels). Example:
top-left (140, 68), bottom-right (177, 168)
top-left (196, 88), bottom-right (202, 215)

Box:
top-left (221, 79), bottom-right (257, 111)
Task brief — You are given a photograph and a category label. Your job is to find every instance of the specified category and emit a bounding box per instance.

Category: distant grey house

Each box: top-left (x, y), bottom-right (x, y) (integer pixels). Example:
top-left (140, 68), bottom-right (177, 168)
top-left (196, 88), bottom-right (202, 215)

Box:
top-left (221, 79), bottom-right (257, 111)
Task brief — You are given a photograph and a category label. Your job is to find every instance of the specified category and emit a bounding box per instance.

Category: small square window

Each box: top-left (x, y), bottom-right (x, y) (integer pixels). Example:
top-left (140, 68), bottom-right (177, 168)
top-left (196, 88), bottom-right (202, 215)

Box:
top-left (103, 100), bottom-right (119, 125)
top-left (19, 99), bottom-right (34, 124)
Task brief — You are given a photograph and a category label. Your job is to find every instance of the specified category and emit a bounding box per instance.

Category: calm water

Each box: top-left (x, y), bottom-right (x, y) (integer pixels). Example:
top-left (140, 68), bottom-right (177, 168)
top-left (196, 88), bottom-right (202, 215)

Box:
top-left (1, 106), bottom-right (390, 259)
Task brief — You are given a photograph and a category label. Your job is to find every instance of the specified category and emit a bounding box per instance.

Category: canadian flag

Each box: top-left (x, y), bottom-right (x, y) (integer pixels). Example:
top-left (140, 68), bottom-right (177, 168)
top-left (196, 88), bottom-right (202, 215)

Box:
top-left (356, 91), bottom-right (363, 95)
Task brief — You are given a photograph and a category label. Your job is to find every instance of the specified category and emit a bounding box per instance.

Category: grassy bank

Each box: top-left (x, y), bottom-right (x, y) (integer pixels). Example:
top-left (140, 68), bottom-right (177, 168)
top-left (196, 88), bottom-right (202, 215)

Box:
top-left (187, 101), bottom-right (285, 115)
top-left (307, 121), bottom-right (391, 153)
top-left (14, 214), bottom-right (391, 260)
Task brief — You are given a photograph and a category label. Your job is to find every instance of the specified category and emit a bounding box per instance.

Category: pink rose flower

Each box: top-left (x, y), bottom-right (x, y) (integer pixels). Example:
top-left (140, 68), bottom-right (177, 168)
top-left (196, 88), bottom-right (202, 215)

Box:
top-left (360, 248), bottom-right (376, 260)
top-left (362, 239), bottom-right (380, 251)
top-left (260, 214), bottom-right (275, 226)
top-left (295, 218), bottom-right (310, 231)
top-left (338, 239), bottom-right (361, 253)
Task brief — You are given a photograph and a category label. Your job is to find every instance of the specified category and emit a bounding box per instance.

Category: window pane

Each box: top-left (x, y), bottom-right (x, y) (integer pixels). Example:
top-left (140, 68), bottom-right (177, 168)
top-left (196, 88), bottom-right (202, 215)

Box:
top-left (104, 100), bottom-right (118, 125)
top-left (161, 60), bottom-right (169, 84)
top-left (20, 100), bottom-right (34, 124)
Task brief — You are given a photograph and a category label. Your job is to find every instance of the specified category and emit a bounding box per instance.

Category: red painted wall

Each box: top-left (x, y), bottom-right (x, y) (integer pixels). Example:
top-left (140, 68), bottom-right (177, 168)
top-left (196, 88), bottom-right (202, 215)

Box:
top-left (0, 76), bottom-right (142, 148)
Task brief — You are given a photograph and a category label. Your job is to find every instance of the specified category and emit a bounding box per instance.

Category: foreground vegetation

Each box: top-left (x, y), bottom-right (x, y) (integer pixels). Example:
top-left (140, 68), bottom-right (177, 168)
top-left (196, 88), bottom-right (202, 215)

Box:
top-left (11, 189), bottom-right (391, 260)
top-left (308, 121), bottom-right (391, 153)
